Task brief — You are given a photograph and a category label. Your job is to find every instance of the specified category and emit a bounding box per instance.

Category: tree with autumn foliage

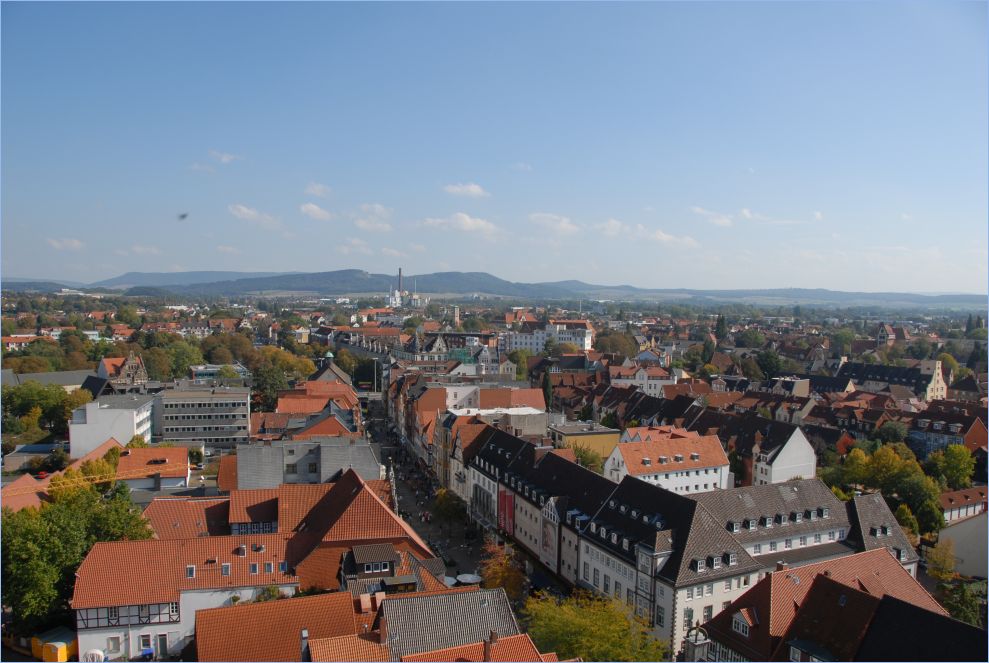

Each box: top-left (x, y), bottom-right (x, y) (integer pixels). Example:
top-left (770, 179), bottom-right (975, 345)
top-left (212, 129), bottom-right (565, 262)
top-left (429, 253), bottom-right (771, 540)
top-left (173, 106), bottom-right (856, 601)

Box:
top-left (524, 590), bottom-right (669, 662)
top-left (479, 537), bottom-right (525, 603)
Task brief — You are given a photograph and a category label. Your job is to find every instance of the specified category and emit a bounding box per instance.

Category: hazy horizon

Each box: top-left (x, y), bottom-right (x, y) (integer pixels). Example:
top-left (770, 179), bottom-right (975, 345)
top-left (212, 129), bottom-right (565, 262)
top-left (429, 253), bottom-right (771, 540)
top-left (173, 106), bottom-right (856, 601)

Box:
top-left (2, 2), bottom-right (986, 291)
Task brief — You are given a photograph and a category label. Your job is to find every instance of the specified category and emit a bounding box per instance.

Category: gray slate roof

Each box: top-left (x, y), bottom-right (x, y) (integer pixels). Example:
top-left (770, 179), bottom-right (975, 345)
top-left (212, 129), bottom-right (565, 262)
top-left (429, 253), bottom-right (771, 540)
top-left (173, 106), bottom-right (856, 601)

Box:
top-left (313, 437), bottom-right (382, 481)
top-left (380, 587), bottom-right (520, 658)
top-left (12, 370), bottom-right (97, 386)
top-left (689, 479), bottom-right (850, 546)
top-left (352, 543), bottom-right (400, 565)
top-left (846, 492), bottom-right (920, 564)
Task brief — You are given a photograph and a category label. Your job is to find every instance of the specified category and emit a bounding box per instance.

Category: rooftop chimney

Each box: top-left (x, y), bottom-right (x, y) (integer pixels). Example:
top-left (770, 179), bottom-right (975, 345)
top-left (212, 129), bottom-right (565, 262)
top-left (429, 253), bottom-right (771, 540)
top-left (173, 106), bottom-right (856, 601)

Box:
top-left (300, 628), bottom-right (310, 662)
top-left (776, 561), bottom-right (789, 572)
top-left (483, 631), bottom-right (498, 662)
top-left (378, 616), bottom-right (388, 645)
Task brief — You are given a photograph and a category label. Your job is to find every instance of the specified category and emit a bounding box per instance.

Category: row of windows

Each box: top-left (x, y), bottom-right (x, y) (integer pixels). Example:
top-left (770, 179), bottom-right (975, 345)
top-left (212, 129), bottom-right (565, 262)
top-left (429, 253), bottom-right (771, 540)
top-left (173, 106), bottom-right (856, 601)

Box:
top-left (750, 529), bottom-right (844, 555)
top-left (163, 413), bottom-right (247, 421)
top-left (186, 560), bottom-right (286, 577)
top-left (162, 401), bottom-right (247, 409)
top-left (362, 561), bottom-right (390, 573)
top-left (286, 463), bottom-right (319, 474)
top-left (164, 426), bottom-right (247, 433)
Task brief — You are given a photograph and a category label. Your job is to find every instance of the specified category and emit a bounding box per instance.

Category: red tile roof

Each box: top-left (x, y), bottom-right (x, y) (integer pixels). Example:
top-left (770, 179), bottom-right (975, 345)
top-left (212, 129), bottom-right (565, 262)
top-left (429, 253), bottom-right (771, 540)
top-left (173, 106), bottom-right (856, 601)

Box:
top-left (116, 447), bottom-right (189, 480)
top-left (144, 497), bottom-right (232, 539)
top-left (704, 549), bottom-right (946, 660)
top-left (400, 634), bottom-right (556, 662)
top-left (939, 486), bottom-right (988, 511)
top-left (478, 388), bottom-right (546, 410)
top-left (217, 455), bottom-right (238, 493)
top-left (72, 533), bottom-right (297, 609)
top-left (196, 591), bottom-right (359, 661)
top-left (310, 634), bottom-right (391, 662)
top-left (229, 488), bottom-right (279, 523)
top-left (614, 433), bottom-right (728, 475)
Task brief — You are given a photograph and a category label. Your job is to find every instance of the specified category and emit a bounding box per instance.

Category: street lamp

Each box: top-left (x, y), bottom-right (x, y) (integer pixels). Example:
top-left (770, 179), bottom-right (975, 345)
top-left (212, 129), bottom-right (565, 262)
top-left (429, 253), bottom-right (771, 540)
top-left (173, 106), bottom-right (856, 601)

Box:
top-left (683, 623), bottom-right (711, 662)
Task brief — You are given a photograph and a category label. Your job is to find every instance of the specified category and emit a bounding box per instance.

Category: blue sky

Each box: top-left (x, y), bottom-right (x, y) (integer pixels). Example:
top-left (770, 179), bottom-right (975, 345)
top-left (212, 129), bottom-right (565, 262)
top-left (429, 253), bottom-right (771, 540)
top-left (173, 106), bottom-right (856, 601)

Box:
top-left (2, 2), bottom-right (986, 292)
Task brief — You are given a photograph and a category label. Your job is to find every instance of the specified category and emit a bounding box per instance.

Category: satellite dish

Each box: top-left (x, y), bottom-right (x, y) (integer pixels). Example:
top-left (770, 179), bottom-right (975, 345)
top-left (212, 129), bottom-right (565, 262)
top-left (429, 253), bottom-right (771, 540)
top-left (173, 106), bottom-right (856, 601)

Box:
top-left (82, 650), bottom-right (106, 662)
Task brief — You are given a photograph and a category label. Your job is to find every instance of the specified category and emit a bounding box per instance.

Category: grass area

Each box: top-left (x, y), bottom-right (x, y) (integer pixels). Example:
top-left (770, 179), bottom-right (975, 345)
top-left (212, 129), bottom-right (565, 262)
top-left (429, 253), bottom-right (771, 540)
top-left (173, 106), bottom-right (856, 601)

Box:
top-left (2, 427), bottom-right (54, 449)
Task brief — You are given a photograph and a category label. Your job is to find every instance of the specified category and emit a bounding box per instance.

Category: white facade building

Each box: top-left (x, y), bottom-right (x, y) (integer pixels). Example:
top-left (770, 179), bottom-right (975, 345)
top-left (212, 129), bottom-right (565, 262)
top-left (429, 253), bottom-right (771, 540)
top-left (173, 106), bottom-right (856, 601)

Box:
top-left (69, 395), bottom-right (154, 458)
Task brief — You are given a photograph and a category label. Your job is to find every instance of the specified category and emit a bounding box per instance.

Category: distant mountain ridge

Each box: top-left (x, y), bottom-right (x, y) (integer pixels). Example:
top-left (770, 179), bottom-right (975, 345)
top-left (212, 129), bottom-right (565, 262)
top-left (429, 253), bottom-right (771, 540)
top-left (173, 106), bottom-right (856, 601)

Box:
top-left (2, 269), bottom-right (986, 309)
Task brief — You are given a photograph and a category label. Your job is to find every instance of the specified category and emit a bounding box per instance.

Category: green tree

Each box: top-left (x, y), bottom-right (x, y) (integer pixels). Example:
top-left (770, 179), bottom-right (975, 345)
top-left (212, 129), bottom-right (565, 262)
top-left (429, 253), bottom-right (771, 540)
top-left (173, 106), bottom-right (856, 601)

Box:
top-left (926, 539), bottom-right (956, 582)
top-left (254, 585), bottom-right (281, 602)
top-left (942, 444), bottom-right (976, 490)
top-left (875, 421), bottom-right (908, 444)
top-left (714, 314), bottom-right (728, 341)
top-left (894, 503), bottom-right (920, 538)
top-left (167, 340), bottom-right (205, 378)
top-left (126, 434), bottom-right (149, 448)
top-left (524, 590), bottom-right (669, 662)
top-left (571, 444), bottom-right (604, 474)
top-left (600, 411), bottom-right (619, 430)
top-left (334, 348), bottom-right (357, 376)
top-left (433, 488), bottom-right (467, 536)
top-left (216, 365), bottom-right (240, 380)
top-left (479, 537), bottom-right (525, 603)
top-left (940, 582), bottom-right (984, 628)
top-left (756, 349), bottom-right (784, 379)
top-left (736, 329), bottom-right (766, 348)
top-left (253, 363), bottom-right (289, 411)
top-left (508, 349), bottom-right (531, 381)
top-left (1, 481), bottom-right (152, 633)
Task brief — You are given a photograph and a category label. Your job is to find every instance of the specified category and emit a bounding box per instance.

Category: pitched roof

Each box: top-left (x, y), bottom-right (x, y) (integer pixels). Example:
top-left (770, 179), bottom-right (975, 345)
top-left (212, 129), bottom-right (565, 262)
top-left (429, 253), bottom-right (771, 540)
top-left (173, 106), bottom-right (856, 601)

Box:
top-left (852, 593), bottom-right (987, 661)
top-left (939, 486), bottom-right (988, 511)
top-left (310, 634), bottom-right (391, 662)
top-left (72, 533), bottom-right (297, 609)
top-left (144, 497), bottom-right (232, 539)
top-left (196, 591), bottom-right (359, 661)
top-left (845, 492), bottom-right (920, 564)
top-left (381, 588), bottom-right (521, 659)
top-left (614, 433), bottom-right (728, 475)
top-left (217, 454), bottom-right (238, 492)
top-left (229, 488), bottom-right (279, 523)
top-left (400, 633), bottom-right (554, 662)
top-left (116, 446), bottom-right (189, 480)
top-left (690, 479), bottom-right (849, 545)
top-left (0, 473), bottom-right (50, 512)
top-left (703, 548), bottom-right (946, 661)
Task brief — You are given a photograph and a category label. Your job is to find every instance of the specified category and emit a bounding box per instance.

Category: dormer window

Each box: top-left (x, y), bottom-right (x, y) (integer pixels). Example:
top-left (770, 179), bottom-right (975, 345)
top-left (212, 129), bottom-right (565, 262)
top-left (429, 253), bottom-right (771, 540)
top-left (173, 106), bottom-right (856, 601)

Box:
top-left (622, 538), bottom-right (630, 550)
top-left (619, 505), bottom-right (627, 514)
top-left (730, 521), bottom-right (740, 533)
top-left (690, 452), bottom-right (700, 461)
top-left (590, 522), bottom-right (597, 534)
top-left (793, 512), bottom-right (802, 523)
top-left (600, 526), bottom-right (608, 538)
top-left (674, 454), bottom-right (684, 463)
top-left (763, 516), bottom-right (773, 529)
top-left (659, 456), bottom-right (668, 464)
top-left (727, 552), bottom-right (738, 566)
top-left (732, 614), bottom-right (749, 637)
top-left (695, 558), bottom-right (706, 573)
top-left (631, 509), bottom-right (639, 518)
top-left (611, 533), bottom-right (618, 544)
top-left (747, 519), bottom-right (757, 531)
top-left (710, 555), bottom-right (721, 569)
top-left (186, 565), bottom-right (196, 579)
top-left (609, 500), bottom-right (616, 509)
top-left (821, 507), bottom-right (829, 518)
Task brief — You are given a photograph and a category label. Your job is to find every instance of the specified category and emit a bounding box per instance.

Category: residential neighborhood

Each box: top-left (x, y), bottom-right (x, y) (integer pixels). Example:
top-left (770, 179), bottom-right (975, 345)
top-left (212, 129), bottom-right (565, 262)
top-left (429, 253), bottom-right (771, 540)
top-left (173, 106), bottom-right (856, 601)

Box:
top-left (2, 1), bottom-right (987, 662)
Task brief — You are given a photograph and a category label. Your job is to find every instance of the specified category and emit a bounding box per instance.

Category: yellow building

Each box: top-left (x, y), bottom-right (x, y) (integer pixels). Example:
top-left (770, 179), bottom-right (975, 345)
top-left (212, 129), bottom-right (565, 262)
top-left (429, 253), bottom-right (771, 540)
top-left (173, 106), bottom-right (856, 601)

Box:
top-left (547, 422), bottom-right (621, 461)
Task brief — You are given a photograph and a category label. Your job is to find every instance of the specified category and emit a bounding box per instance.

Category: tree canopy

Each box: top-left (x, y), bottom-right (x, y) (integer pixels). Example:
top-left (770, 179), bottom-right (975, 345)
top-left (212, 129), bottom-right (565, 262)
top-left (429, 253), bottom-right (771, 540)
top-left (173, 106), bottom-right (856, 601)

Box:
top-left (1, 482), bottom-right (152, 633)
top-left (479, 538), bottom-right (525, 603)
top-left (524, 590), bottom-right (669, 662)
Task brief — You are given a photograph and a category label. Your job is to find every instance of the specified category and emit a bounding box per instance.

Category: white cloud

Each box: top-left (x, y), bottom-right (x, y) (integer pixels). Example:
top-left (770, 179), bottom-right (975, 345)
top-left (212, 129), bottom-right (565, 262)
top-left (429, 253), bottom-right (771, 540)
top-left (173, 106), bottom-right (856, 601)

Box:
top-left (423, 212), bottom-right (498, 240)
top-left (354, 203), bottom-right (393, 232)
top-left (228, 203), bottom-right (281, 230)
top-left (739, 208), bottom-right (808, 226)
top-left (300, 202), bottom-right (334, 221)
top-left (813, 211), bottom-right (823, 221)
top-left (305, 182), bottom-right (331, 198)
top-left (216, 245), bottom-right (241, 254)
top-left (189, 162), bottom-right (215, 173)
top-left (337, 237), bottom-right (372, 255)
top-left (115, 244), bottom-right (162, 256)
top-left (410, 243), bottom-right (426, 253)
top-left (633, 224), bottom-right (699, 248)
top-left (692, 205), bottom-right (733, 227)
top-left (209, 149), bottom-right (241, 164)
top-left (512, 162), bottom-right (533, 171)
top-left (901, 213), bottom-right (912, 221)
top-left (443, 182), bottom-right (491, 198)
top-left (47, 238), bottom-right (85, 251)
top-left (381, 247), bottom-right (405, 257)
top-left (530, 212), bottom-right (579, 236)
top-left (596, 218), bottom-right (629, 237)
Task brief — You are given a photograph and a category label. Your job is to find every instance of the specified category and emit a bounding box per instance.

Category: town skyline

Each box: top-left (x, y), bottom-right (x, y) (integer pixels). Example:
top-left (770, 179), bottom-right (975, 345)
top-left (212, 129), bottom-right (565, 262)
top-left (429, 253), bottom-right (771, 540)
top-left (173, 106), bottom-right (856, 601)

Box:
top-left (2, 1), bottom-right (987, 291)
